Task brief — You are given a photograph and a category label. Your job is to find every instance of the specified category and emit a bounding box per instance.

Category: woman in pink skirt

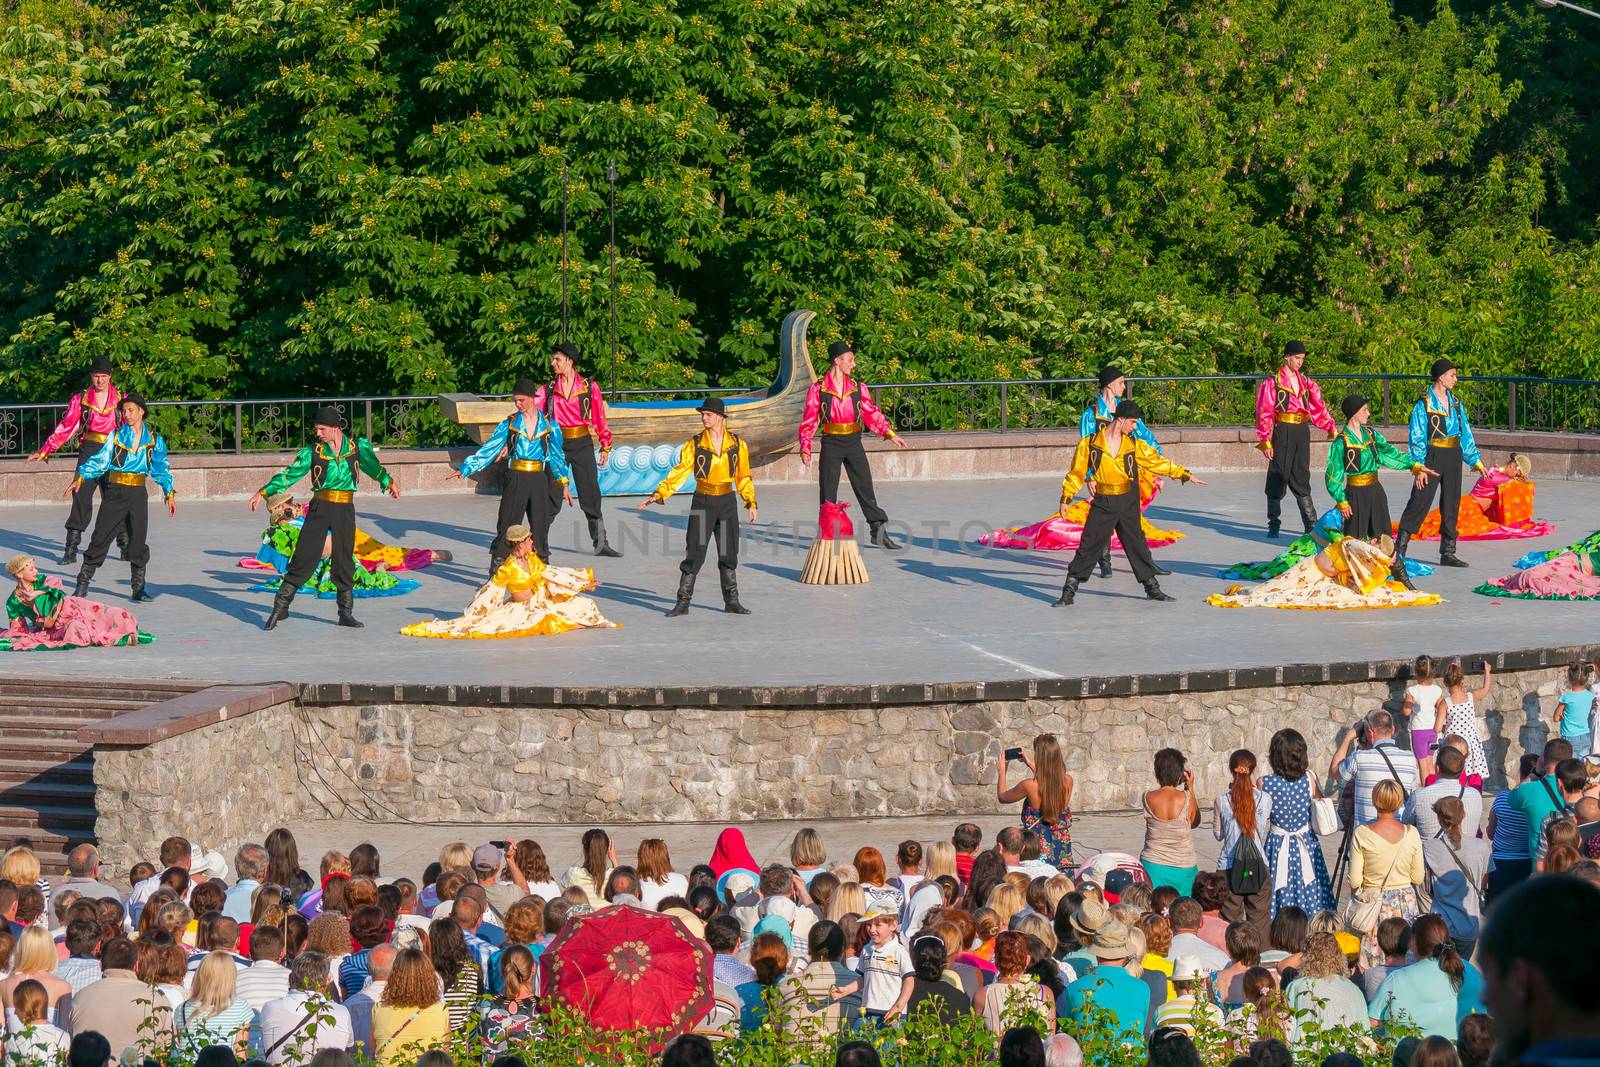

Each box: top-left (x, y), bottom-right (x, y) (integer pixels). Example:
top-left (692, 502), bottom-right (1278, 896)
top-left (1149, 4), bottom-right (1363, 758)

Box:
top-left (2, 554), bottom-right (153, 651)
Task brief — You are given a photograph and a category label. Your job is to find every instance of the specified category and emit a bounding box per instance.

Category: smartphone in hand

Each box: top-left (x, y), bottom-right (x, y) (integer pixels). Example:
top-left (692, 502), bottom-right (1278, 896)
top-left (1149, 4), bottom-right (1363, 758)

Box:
top-left (1004, 747), bottom-right (1024, 763)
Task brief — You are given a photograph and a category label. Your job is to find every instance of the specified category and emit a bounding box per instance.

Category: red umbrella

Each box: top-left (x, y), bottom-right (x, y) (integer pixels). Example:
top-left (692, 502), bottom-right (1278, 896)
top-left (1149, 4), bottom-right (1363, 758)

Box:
top-left (542, 904), bottom-right (714, 1041)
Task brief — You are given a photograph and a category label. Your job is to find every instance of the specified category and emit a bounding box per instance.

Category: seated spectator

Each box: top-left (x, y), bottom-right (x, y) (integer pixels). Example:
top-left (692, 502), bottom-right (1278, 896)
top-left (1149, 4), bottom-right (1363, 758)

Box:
top-left (790, 828), bottom-right (829, 888)
top-left (1058, 921), bottom-right (1145, 1040)
top-left (735, 932), bottom-right (796, 1031)
top-left (1362, 918), bottom-right (1412, 1002)
top-left (53, 918), bottom-right (103, 997)
top-left (175, 951), bottom-right (255, 1054)
top-left (636, 839), bottom-right (689, 910)
top-left (1230, 967), bottom-right (1289, 1043)
top-left (706, 915), bottom-right (754, 988)
top-left (235, 925), bottom-right (291, 1014)
top-left (836, 1041), bottom-right (881, 1067)
top-left (371, 948), bottom-right (448, 1067)
top-left (1152, 957), bottom-right (1224, 1035)
top-left (904, 932), bottom-right (972, 1023)
top-left (1411, 1035), bottom-right (1461, 1067)
top-left (258, 951), bottom-right (351, 1064)
top-left (1215, 922), bottom-right (1261, 1008)
top-left (1044, 1034), bottom-right (1083, 1067)
top-left (974, 930), bottom-right (1052, 1035)
top-left (0, 926), bottom-right (72, 1018)
top-left (1285, 932), bottom-right (1370, 1041)
top-left (1167, 898), bottom-right (1229, 972)
top-left (1191, 872), bottom-right (1234, 951)
top-left (1456, 1013), bottom-right (1494, 1067)
top-left (478, 945), bottom-right (536, 1056)
top-left (66, 1031), bottom-right (111, 1067)
top-left (346, 942), bottom-right (394, 1056)
top-left (134, 938), bottom-right (187, 1010)
top-left (1369, 914), bottom-right (1466, 1038)
top-left (660, 1033), bottom-right (716, 1067)
top-left (1000, 1025), bottom-right (1048, 1067)
top-left (854, 848), bottom-right (904, 915)
top-left (561, 830), bottom-right (614, 908)
top-left (8, 978), bottom-right (71, 1060)
top-left (1148, 1027), bottom-right (1203, 1067)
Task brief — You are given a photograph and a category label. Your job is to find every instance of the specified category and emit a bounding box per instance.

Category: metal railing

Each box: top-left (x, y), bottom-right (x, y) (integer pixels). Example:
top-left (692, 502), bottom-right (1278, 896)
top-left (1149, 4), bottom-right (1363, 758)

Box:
top-left (2, 375), bottom-right (1595, 457)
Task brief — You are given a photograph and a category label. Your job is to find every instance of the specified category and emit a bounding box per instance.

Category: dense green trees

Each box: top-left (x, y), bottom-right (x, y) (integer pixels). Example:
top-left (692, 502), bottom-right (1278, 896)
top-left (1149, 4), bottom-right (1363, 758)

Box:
top-left (2, 0), bottom-right (1597, 404)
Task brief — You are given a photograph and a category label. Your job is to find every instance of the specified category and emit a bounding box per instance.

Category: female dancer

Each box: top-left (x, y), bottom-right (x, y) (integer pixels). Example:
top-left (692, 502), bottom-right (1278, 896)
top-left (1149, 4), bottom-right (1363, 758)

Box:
top-left (3, 554), bottom-right (152, 651)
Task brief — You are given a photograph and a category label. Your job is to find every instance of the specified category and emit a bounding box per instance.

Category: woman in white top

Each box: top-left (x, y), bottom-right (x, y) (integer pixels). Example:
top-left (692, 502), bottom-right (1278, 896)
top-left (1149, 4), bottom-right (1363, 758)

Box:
top-left (1433, 660), bottom-right (1491, 781)
top-left (1402, 655), bottom-right (1444, 779)
top-left (561, 829), bottom-right (615, 908)
top-left (1213, 748), bottom-right (1273, 942)
top-left (174, 952), bottom-right (255, 1054)
top-left (503, 839), bottom-right (564, 902)
top-left (636, 838), bottom-right (689, 909)
top-left (1285, 933), bottom-right (1369, 1042)
top-left (6, 980), bottom-right (70, 1062)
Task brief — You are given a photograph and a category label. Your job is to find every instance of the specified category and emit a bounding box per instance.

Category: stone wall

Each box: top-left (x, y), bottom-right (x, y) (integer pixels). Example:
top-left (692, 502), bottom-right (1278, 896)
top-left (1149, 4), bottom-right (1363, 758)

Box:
top-left (286, 663), bottom-right (1569, 826)
top-left (90, 699), bottom-right (300, 881)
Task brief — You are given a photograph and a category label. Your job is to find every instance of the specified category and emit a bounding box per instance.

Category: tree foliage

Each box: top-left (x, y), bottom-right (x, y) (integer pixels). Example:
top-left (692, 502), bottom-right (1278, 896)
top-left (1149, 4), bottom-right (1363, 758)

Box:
top-left (2, 0), bottom-right (1598, 404)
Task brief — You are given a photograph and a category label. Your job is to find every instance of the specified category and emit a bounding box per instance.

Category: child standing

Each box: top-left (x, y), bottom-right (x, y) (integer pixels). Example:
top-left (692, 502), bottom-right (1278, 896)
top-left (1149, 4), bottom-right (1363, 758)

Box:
top-left (829, 905), bottom-right (914, 1023)
top-left (1552, 660), bottom-right (1596, 759)
top-left (1435, 660), bottom-right (1491, 782)
top-left (1403, 655), bottom-right (1444, 779)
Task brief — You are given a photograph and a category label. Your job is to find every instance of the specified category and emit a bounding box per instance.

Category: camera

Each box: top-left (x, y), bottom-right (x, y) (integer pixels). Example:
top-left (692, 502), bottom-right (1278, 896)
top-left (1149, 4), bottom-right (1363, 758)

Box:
top-left (1004, 746), bottom-right (1024, 762)
top-left (1354, 719), bottom-right (1372, 746)
top-left (490, 840), bottom-right (510, 850)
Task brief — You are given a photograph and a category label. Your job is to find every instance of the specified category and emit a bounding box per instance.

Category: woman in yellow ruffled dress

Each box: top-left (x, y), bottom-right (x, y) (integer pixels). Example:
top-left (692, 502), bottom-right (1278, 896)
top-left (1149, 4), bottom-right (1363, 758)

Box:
top-left (400, 524), bottom-right (617, 639)
top-left (1207, 535), bottom-right (1442, 611)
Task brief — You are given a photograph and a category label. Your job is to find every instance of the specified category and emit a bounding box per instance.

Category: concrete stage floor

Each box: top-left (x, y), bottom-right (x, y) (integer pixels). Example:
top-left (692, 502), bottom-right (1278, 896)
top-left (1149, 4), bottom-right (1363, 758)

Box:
top-left (0, 472), bottom-right (1592, 687)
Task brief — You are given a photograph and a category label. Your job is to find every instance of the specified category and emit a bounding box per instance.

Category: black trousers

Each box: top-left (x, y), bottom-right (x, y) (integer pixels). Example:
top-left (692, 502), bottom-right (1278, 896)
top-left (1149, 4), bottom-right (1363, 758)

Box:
top-left (282, 498), bottom-right (356, 593)
top-left (1265, 420), bottom-right (1312, 523)
top-left (680, 492), bottom-right (739, 581)
top-left (495, 468), bottom-right (555, 563)
top-left (556, 437), bottom-right (604, 523)
top-left (1344, 480), bottom-right (1393, 541)
top-left (1485, 857), bottom-right (1532, 905)
top-left (66, 436), bottom-right (111, 534)
top-left (83, 483), bottom-right (149, 568)
top-left (819, 433), bottom-right (888, 526)
top-left (1067, 490), bottom-right (1156, 583)
top-left (1399, 444), bottom-right (1463, 542)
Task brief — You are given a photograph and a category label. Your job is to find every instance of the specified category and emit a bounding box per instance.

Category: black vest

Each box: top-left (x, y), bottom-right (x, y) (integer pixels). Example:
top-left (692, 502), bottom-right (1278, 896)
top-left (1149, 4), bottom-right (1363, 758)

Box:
top-left (1342, 433), bottom-right (1378, 474)
top-left (1088, 433), bottom-right (1138, 484)
top-left (543, 379), bottom-right (592, 422)
top-left (693, 433), bottom-right (743, 485)
top-left (310, 438), bottom-right (360, 489)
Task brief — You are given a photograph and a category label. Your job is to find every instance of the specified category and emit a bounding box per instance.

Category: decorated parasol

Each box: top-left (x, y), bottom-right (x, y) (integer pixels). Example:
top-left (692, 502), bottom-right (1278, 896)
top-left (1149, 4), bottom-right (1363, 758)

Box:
top-left (541, 904), bottom-right (714, 1043)
top-left (800, 501), bottom-right (869, 584)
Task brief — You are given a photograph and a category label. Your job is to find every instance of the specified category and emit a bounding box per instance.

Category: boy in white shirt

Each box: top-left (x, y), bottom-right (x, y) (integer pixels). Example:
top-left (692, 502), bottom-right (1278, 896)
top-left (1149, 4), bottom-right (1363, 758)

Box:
top-left (829, 905), bottom-right (913, 1022)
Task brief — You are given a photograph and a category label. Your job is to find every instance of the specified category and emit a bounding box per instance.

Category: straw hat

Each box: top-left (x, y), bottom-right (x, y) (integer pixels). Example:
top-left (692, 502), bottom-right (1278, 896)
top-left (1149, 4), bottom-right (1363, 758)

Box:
top-left (1069, 896), bottom-right (1109, 939)
top-left (1171, 955), bottom-right (1205, 982)
top-left (1511, 452), bottom-right (1532, 479)
top-left (1091, 920), bottom-right (1131, 959)
top-left (504, 524), bottom-right (533, 544)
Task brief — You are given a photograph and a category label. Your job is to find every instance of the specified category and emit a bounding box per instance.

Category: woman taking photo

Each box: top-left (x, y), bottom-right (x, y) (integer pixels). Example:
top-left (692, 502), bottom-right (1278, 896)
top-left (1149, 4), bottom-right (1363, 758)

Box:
top-left (996, 734), bottom-right (1075, 868)
top-left (1141, 748), bottom-right (1200, 894)
top-left (1347, 779), bottom-right (1425, 971)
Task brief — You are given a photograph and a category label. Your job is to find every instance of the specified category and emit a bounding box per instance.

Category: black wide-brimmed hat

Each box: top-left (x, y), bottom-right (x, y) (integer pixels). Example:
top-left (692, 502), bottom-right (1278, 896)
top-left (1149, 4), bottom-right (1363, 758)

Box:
top-left (698, 397), bottom-right (727, 418)
top-left (1113, 400), bottom-right (1143, 422)
top-left (1282, 340), bottom-right (1306, 357)
top-left (512, 377), bottom-right (539, 398)
top-left (552, 341), bottom-right (580, 363)
top-left (1430, 358), bottom-right (1456, 380)
top-left (313, 405), bottom-right (343, 428)
top-left (89, 356), bottom-right (114, 376)
top-left (119, 391), bottom-right (148, 414)
top-left (1341, 394), bottom-right (1369, 421)
top-left (1098, 365), bottom-right (1125, 390)
top-left (827, 340), bottom-right (853, 362)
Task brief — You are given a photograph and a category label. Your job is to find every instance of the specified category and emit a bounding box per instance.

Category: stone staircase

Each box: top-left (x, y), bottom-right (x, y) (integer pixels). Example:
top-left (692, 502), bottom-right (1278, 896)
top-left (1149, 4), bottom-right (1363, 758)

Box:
top-left (0, 678), bottom-right (199, 875)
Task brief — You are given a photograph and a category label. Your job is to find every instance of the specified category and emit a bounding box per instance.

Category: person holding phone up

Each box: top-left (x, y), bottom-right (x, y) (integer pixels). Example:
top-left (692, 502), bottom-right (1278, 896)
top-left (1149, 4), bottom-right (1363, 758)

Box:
top-left (996, 735), bottom-right (1075, 868)
top-left (1142, 748), bottom-right (1201, 894)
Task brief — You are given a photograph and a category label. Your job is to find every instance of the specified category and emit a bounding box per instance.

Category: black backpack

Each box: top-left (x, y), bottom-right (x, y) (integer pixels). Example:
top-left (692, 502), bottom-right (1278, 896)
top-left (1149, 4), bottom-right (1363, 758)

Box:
top-left (1229, 834), bottom-right (1269, 897)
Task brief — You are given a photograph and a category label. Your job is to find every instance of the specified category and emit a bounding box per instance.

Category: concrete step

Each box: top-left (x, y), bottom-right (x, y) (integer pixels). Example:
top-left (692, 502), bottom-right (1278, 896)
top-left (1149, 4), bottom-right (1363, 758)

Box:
top-left (0, 695), bottom-right (152, 717)
top-left (0, 802), bottom-right (97, 833)
top-left (0, 780), bottom-right (96, 804)
top-left (0, 758), bottom-right (94, 786)
top-left (0, 738), bottom-right (95, 763)
top-left (0, 718), bottom-right (108, 740)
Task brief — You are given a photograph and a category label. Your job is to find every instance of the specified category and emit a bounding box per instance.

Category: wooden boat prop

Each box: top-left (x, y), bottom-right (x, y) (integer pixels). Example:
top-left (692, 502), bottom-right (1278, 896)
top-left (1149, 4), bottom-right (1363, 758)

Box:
top-left (438, 309), bottom-right (818, 495)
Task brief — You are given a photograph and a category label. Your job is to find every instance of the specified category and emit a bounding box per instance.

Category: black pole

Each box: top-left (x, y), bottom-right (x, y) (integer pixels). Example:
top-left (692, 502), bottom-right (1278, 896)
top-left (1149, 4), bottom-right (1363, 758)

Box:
top-left (560, 161), bottom-right (569, 344)
top-left (607, 160), bottom-right (618, 392)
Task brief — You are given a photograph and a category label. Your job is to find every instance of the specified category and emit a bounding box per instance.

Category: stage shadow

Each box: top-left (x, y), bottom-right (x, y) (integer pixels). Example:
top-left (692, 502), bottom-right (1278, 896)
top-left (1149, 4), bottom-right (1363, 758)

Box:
top-left (1150, 505), bottom-right (1273, 543)
top-left (890, 557), bottom-right (1063, 603)
top-left (2, 531), bottom-right (74, 561)
top-left (587, 581), bottom-right (675, 611)
top-left (146, 577), bottom-right (269, 625)
top-left (744, 561), bottom-right (805, 584)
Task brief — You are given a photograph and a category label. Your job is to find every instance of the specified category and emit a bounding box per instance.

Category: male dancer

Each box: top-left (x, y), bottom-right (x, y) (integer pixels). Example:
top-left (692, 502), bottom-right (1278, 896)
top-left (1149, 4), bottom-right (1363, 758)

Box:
top-left (1079, 365), bottom-right (1169, 578)
top-left (252, 406), bottom-right (399, 629)
top-left (69, 392), bottom-right (175, 602)
top-left (450, 379), bottom-right (573, 571)
top-left (798, 340), bottom-right (908, 550)
top-left (638, 397), bottom-right (757, 615)
top-left (1053, 401), bottom-right (1203, 606)
top-left (31, 356), bottom-right (126, 564)
top-left (1255, 340), bottom-right (1336, 537)
top-left (1395, 359), bottom-right (1485, 571)
top-left (533, 342), bottom-right (621, 557)
top-left (1328, 395), bottom-right (1435, 587)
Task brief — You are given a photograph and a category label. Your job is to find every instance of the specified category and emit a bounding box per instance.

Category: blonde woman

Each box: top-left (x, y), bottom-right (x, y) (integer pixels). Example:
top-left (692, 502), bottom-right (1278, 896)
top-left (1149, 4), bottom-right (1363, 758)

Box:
top-left (636, 839), bottom-right (688, 910)
top-left (824, 883), bottom-right (866, 925)
top-left (985, 882), bottom-right (1025, 932)
top-left (791, 829), bottom-right (829, 887)
top-left (904, 842), bottom-right (957, 931)
top-left (372, 947), bottom-right (449, 1067)
top-left (1347, 779), bottom-right (1425, 970)
top-left (0, 849), bottom-right (47, 913)
top-left (0, 927), bottom-right (71, 1023)
top-left (997, 734), bottom-right (1075, 867)
top-left (175, 951), bottom-right (255, 1053)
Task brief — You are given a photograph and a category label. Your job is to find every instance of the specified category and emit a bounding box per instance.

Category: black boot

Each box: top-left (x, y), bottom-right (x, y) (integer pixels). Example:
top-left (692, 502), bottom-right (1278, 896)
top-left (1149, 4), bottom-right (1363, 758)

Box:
top-left (263, 587), bottom-right (295, 630)
top-left (1439, 537), bottom-right (1468, 568)
top-left (1297, 495), bottom-right (1319, 535)
top-left (1390, 531), bottom-right (1417, 590)
top-left (488, 554), bottom-right (507, 579)
top-left (60, 531), bottom-right (81, 566)
top-left (589, 517), bottom-right (622, 558)
top-left (1053, 576), bottom-right (1079, 607)
top-left (869, 522), bottom-right (903, 551)
top-left (128, 564), bottom-right (152, 602)
top-left (1144, 579), bottom-right (1176, 602)
top-left (1098, 549), bottom-right (1112, 579)
top-left (721, 574), bottom-right (751, 615)
top-left (115, 528), bottom-right (130, 561)
top-left (336, 590), bottom-right (363, 628)
top-left (1267, 519), bottom-right (1281, 539)
top-left (1151, 561), bottom-right (1172, 576)
top-left (72, 563), bottom-right (96, 599)
top-left (665, 572), bottom-right (695, 617)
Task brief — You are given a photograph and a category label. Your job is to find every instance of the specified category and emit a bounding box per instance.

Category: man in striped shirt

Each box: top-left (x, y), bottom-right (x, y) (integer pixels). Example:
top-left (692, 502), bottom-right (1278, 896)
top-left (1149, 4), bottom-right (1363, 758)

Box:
top-left (1332, 710), bottom-right (1420, 825)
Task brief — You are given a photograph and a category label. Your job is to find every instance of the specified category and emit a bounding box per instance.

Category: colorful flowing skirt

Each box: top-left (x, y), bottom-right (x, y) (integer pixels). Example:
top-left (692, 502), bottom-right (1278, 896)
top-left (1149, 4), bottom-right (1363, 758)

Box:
top-left (1220, 525), bottom-right (1437, 582)
top-left (240, 522), bottom-right (449, 574)
top-left (401, 566), bottom-right (617, 640)
top-left (1209, 539), bottom-right (1442, 611)
top-left (979, 478), bottom-right (1182, 551)
top-left (1475, 553), bottom-right (1600, 601)
top-left (0, 596), bottom-right (154, 651)
top-left (1515, 529), bottom-right (1600, 570)
top-left (1400, 480), bottom-right (1552, 541)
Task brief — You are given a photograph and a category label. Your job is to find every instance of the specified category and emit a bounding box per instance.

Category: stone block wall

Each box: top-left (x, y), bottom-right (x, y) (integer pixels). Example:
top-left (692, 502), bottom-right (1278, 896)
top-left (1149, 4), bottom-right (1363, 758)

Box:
top-left (91, 699), bottom-right (300, 881)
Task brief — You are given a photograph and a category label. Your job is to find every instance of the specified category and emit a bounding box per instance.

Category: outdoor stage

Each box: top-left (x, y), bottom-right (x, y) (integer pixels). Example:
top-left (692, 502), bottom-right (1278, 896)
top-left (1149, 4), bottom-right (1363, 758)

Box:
top-left (0, 471), bottom-right (1591, 688)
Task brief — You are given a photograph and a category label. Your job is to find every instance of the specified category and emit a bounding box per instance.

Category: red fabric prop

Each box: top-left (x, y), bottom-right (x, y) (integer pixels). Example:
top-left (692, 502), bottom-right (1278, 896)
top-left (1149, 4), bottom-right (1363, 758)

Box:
top-left (818, 501), bottom-right (854, 540)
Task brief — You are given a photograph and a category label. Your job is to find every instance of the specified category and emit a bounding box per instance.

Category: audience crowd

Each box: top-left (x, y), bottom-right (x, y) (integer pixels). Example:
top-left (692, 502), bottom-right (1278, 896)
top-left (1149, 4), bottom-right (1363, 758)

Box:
top-left (0, 711), bottom-right (1597, 1067)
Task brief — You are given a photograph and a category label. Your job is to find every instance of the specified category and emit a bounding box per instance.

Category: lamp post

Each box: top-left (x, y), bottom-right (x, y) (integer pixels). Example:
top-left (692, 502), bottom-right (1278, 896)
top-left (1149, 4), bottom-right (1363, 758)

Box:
top-left (1534, 0), bottom-right (1600, 19)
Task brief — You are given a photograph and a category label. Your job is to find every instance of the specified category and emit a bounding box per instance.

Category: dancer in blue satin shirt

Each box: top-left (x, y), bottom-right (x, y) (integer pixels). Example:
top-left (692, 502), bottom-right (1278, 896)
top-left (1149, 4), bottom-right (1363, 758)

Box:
top-left (1395, 360), bottom-right (1485, 574)
top-left (69, 392), bottom-right (175, 602)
